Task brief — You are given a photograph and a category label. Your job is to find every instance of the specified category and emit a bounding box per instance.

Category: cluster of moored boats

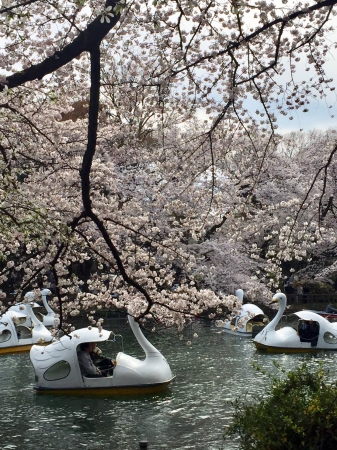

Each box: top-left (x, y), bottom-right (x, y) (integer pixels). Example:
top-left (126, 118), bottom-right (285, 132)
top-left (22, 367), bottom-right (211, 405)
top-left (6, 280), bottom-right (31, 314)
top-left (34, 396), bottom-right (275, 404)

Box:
top-left (0, 289), bottom-right (56, 354)
top-left (2, 287), bottom-right (337, 395)
top-left (1, 289), bottom-right (174, 394)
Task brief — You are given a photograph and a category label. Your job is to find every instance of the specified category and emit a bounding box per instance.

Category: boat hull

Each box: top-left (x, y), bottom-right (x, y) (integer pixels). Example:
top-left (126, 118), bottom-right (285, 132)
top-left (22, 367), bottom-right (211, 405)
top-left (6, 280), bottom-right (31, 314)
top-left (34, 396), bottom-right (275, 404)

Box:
top-left (34, 378), bottom-right (175, 395)
top-left (223, 328), bottom-right (252, 338)
top-left (0, 340), bottom-right (50, 355)
top-left (254, 342), bottom-right (324, 353)
top-left (0, 344), bottom-right (33, 355)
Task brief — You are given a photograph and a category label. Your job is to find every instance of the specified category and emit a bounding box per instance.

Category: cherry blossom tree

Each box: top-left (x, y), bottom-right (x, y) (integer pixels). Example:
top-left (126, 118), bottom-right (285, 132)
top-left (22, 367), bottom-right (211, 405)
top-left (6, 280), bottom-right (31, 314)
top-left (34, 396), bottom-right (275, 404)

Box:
top-left (1, 0), bottom-right (337, 330)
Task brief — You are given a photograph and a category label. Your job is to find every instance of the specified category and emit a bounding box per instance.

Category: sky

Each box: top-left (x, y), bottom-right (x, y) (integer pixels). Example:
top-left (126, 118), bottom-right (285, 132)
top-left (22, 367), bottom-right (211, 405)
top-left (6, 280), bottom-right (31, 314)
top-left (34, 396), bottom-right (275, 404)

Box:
top-left (276, 103), bottom-right (337, 134)
top-left (197, 75), bottom-right (337, 136)
top-left (201, 2), bottom-right (337, 135)
top-left (1, 0), bottom-right (337, 136)
top-left (273, 49), bottom-right (337, 134)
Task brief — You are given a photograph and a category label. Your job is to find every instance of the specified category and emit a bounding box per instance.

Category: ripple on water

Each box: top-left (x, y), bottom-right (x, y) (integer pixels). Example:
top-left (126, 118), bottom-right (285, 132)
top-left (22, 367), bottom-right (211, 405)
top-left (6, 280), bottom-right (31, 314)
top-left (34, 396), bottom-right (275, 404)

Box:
top-left (1, 319), bottom-right (337, 449)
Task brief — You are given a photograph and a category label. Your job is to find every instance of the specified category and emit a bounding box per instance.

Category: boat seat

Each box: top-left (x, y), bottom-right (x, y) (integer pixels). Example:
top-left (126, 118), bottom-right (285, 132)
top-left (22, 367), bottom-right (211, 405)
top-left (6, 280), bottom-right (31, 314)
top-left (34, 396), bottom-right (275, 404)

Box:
top-left (248, 321), bottom-right (265, 333)
top-left (16, 325), bottom-right (32, 339)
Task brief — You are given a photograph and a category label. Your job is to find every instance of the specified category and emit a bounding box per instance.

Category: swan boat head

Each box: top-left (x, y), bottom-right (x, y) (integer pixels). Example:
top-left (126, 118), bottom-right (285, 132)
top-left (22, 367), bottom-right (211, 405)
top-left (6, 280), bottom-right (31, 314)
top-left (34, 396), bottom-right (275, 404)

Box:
top-left (41, 288), bottom-right (59, 328)
top-left (235, 289), bottom-right (244, 302)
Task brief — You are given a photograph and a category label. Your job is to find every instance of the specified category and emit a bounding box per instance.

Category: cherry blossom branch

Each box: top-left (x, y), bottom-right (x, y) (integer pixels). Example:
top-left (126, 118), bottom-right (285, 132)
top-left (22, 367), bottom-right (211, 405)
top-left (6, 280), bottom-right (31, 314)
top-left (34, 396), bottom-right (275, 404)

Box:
top-left (291, 142), bottom-right (337, 235)
top-left (203, 215), bottom-right (228, 241)
top-left (0, 143), bottom-right (9, 166)
top-left (290, 6), bottom-right (334, 52)
top-left (1, 103), bottom-right (55, 145)
top-left (235, 22), bottom-right (286, 87)
top-left (1, 0), bottom-right (120, 92)
top-left (102, 216), bottom-right (187, 258)
top-left (169, 0), bottom-right (337, 78)
top-left (318, 144), bottom-right (337, 223)
top-left (89, 210), bottom-right (154, 309)
top-left (0, 0), bottom-right (39, 14)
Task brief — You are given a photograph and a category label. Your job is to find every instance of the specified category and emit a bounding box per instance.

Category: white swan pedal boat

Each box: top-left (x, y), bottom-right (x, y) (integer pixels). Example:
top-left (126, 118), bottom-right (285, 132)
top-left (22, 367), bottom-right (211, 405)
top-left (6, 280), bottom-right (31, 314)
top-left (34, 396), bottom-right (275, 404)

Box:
top-left (254, 293), bottom-right (337, 353)
top-left (9, 289), bottom-right (59, 329)
top-left (0, 297), bottom-right (53, 355)
top-left (30, 314), bottom-right (174, 395)
top-left (223, 289), bottom-right (269, 337)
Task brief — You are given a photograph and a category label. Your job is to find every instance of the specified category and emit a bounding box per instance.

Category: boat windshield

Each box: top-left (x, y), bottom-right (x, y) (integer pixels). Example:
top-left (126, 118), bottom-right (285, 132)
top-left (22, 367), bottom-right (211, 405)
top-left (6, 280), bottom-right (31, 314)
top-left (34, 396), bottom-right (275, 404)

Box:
top-left (16, 325), bottom-right (32, 339)
top-left (106, 333), bottom-right (124, 354)
top-left (12, 316), bottom-right (27, 325)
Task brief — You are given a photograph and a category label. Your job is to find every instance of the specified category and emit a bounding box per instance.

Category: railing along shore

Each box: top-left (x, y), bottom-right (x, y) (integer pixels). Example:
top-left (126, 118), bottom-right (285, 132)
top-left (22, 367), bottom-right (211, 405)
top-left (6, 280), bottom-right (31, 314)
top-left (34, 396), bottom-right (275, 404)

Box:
top-left (285, 293), bottom-right (337, 306)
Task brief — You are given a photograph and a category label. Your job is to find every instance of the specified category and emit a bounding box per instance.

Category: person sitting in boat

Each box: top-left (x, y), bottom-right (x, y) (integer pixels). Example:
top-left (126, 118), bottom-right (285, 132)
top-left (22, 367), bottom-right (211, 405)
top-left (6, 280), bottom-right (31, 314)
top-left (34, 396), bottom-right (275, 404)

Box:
top-left (78, 342), bottom-right (112, 377)
top-left (78, 342), bottom-right (114, 377)
top-left (90, 345), bottom-right (115, 375)
top-left (309, 320), bottom-right (319, 347)
top-left (299, 320), bottom-right (311, 342)
top-left (326, 303), bottom-right (337, 314)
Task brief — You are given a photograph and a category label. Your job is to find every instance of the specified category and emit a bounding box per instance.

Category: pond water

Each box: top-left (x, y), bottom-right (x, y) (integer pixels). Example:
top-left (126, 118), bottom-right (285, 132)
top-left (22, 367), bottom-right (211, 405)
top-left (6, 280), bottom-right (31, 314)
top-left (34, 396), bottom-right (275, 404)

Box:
top-left (1, 318), bottom-right (337, 450)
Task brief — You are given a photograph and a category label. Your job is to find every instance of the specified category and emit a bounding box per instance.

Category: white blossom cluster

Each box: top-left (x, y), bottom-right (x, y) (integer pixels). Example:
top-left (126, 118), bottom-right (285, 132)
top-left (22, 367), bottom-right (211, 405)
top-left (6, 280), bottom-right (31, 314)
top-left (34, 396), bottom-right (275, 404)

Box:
top-left (0, 0), bottom-right (336, 329)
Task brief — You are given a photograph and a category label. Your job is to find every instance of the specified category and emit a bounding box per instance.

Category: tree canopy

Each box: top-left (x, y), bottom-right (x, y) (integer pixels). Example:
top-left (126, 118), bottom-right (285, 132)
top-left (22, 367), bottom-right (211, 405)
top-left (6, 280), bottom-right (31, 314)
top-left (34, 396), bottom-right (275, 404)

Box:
top-left (1, 0), bottom-right (337, 330)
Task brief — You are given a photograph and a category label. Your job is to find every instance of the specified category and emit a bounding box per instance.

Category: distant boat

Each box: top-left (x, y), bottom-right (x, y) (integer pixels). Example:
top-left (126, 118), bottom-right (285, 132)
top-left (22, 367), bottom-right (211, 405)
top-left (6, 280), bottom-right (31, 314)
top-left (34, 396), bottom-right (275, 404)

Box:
top-left (0, 294), bottom-right (53, 354)
top-left (9, 291), bottom-right (41, 328)
top-left (9, 289), bottom-right (58, 329)
top-left (254, 293), bottom-right (337, 353)
top-left (30, 313), bottom-right (175, 395)
top-left (222, 289), bottom-right (269, 337)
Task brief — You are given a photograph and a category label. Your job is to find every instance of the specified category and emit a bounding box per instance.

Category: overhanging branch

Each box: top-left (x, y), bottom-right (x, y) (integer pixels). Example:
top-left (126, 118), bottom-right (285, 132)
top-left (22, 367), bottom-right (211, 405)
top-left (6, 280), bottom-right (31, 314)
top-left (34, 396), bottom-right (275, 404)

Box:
top-left (1, 0), bottom-right (120, 92)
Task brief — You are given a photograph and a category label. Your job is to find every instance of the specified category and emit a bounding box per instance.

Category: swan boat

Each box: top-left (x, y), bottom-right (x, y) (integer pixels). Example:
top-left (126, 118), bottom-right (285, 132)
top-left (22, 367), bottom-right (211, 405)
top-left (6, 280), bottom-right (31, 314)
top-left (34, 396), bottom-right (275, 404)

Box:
top-left (0, 298), bottom-right (53, 355)
top-left (223, 289), bottom-right (269, 337)
top-left (254, 293), bottom-right (337, 353)
top-left (9, 289), bottom-right (58, 329)
top-left (30, 314), bottom-right (175, 395)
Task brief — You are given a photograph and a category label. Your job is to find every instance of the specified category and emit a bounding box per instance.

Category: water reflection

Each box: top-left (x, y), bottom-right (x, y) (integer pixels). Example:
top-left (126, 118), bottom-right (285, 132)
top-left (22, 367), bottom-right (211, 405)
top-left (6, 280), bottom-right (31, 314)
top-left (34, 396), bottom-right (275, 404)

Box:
top-left (0, 318), bottom-right (336, 449)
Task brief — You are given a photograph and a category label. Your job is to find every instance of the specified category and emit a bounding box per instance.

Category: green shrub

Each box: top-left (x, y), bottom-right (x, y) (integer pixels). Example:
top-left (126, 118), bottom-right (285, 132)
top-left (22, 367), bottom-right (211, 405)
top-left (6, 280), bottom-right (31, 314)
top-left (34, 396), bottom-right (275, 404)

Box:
top-left (224, 362), bottom-right (337, 449)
